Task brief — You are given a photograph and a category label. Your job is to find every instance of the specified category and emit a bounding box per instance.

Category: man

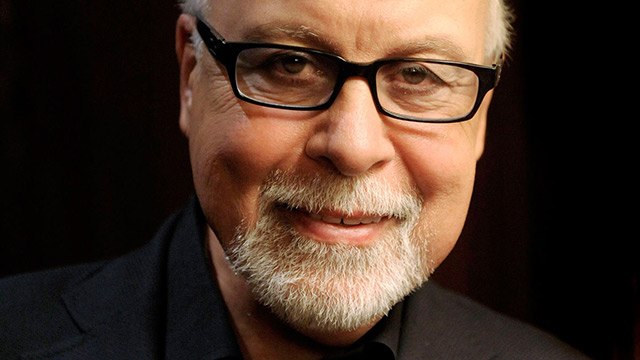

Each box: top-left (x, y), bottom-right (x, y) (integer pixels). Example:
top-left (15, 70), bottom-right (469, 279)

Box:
top-left (0, 0), bottom-right (588, 359)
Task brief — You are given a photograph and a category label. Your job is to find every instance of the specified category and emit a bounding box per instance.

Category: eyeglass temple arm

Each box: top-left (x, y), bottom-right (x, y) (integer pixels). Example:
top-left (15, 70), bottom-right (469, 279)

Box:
top-left (493, 54), bottom-right (505, 87)
top-left (195, 16), bottom-right (226, 57)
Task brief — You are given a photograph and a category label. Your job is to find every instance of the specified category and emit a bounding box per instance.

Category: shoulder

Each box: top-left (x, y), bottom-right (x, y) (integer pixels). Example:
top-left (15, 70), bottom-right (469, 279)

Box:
top-left (0, 238), bottom-right (171, 359)
top-left (0, 262), bottom-right (106, 358)
top-left (399, 281), bottom-right (590, 359)
top-left (0, 206), bottom-right (186, 359)
top-left (0, 201), bottom-right (197, 359)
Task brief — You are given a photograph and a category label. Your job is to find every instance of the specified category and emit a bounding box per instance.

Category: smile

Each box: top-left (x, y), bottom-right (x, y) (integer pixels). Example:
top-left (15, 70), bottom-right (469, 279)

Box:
top-left (277, 202), bottom-right (390, 226)
top-left (276, 203), bottom-right (394, 245)
top-left (307, 212), bottom-right (384, 226)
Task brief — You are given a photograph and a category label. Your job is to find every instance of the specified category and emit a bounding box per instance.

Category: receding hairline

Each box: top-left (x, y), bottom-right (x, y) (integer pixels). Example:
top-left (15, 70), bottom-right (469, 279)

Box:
top-left (180, 0), bottom-right (514, 61)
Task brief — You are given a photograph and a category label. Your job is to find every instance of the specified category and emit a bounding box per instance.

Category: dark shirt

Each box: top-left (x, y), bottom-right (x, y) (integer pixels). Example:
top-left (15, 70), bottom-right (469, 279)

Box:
top-left (0, 197), bottom-right (589, 359)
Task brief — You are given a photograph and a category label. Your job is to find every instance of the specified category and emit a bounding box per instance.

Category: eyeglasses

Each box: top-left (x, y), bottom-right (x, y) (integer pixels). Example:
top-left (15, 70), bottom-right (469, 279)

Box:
top-left (196, 16), bottom-right (503, 123)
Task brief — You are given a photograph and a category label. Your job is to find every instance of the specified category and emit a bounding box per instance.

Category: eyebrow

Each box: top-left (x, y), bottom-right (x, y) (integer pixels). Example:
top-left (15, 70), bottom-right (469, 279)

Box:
top-left (391, 37), bottom-right (468, 62)
top-left (243, 22), bottom-right (340, 53)
top-left (242, 22), bottom-right (468, 62)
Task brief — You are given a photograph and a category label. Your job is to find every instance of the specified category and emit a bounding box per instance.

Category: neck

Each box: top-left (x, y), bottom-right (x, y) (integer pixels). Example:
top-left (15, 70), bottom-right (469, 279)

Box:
top-left (206, 227), bottom-right (375, 360)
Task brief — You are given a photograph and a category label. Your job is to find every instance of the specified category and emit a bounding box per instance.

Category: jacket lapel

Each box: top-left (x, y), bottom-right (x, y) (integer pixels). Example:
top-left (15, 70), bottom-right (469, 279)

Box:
top-left (163, 198), bottom-right (242, 359)
top-left (20, 198), bottom-right (241, 360)
top-left (20, 211), bottom-right (182, 359)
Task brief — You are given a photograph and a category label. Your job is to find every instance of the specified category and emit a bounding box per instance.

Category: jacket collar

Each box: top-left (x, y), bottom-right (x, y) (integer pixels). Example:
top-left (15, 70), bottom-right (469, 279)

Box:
top-left (58, 206), bottom-right (182, 358)
top-left (59, 197), bottom-right (242, 359)
top-left (164, 197), bottom-right (242, 359)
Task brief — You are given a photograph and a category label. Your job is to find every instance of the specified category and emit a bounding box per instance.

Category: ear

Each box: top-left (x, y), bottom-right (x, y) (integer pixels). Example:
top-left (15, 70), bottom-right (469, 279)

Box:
top-left (474, 91), bottom-right (492, 161)
top-left (176, 14), bottom-right (198, 136)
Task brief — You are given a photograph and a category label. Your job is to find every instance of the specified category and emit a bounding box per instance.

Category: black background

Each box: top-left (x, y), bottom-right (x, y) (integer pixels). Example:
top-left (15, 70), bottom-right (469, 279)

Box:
top-left (1, 1), bottom-right (636, 359)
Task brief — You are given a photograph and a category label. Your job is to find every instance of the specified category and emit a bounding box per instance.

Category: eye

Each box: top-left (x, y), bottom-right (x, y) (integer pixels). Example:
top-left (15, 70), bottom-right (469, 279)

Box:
top-left (396, 64), bottom-right (444, 87)
top-left (264, 52), bottom-right (315, 77)
top-left (401, 66), bottom-right (429, 85)
top-left (279, 55), bottom-right (308, 74)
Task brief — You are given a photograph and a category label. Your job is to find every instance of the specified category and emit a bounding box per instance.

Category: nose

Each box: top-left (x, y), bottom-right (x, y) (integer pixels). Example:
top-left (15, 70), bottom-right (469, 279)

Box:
top-left (305, 79), bottom-right (395, 176)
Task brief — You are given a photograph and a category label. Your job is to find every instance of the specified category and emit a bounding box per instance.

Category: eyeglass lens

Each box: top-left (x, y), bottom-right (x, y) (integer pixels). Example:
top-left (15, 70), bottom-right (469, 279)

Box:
top-left (235, 47), bottom-right (480, 121)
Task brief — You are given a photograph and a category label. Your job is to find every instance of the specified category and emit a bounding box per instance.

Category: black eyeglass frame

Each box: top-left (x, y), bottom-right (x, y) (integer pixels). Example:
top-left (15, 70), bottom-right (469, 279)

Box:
top-left (195, 16), bottom-right (503, 123)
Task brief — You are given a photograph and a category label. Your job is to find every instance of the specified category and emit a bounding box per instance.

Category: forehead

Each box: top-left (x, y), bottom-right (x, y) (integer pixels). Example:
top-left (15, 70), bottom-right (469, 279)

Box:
top-left (208, 0), bottom-right (490, 62)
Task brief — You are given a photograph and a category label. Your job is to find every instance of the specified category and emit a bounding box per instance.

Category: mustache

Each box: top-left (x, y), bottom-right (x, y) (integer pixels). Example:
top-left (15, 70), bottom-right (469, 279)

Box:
top-left (259, 169), bottom-right (424, 220)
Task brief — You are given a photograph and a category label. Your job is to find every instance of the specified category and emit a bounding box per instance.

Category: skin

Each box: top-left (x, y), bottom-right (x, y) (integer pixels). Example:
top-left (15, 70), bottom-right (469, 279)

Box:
top-left (175, 0), bottom-right (495, 358)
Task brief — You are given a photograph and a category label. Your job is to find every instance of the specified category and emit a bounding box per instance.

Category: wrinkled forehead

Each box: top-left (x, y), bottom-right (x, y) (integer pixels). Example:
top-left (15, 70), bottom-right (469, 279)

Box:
top-left (206, 0), bottom-right (490, 63)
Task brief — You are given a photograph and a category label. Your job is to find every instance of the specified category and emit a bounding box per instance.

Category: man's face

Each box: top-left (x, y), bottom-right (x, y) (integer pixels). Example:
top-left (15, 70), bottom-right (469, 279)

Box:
top-left (179, 0), bottom-right (492, 334)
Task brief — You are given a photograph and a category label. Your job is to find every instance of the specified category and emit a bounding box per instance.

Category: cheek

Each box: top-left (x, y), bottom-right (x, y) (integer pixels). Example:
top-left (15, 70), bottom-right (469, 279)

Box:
top-left (395, 127), bottom-right (478, 267)
top-left (188, 80), bottom-right (310, 244)
top-left (188, 95), bottom-right (251, 245)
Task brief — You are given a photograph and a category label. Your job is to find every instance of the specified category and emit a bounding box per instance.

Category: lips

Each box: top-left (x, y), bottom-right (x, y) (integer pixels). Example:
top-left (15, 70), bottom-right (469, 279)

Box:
top-left (307, 212), bottom-right (384, 226)
top-left (277, 202), bottom-right (389, 226)
top-left (274, 202), bottom-right (393, 246)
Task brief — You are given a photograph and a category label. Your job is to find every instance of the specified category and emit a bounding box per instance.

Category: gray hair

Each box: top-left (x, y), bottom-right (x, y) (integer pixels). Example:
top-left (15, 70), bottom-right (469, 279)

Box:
top-left (179, 0), bottom-right (209, 59)
top-left (486, 0), bottom-right (515, 61)
top-left (179, 0), bottom-right (514, 62)
top-left (179, 0), bottom-right (209, 16)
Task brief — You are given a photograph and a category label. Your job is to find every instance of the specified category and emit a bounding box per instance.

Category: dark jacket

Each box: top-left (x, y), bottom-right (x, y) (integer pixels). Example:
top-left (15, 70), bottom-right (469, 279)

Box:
top-left (0, 198), bottom-right (589, 359)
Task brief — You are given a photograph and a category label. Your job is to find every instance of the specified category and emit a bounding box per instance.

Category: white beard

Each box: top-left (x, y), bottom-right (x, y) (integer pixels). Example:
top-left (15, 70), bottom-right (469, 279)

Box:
top-left (225, 169), bottom-right (434, 333)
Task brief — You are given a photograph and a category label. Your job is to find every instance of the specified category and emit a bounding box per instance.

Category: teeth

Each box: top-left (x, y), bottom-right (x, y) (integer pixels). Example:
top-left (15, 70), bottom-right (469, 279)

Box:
top-left (322, 215), bottom-right (342, 224)
top-left (307, 213), bottom-right (384, 226)
top-left (342, 218), bottom-right (362, 225)
top-left (361, 216), bottom-right (383, 224)
top-left (291, 204), bottom-right (388, 226)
